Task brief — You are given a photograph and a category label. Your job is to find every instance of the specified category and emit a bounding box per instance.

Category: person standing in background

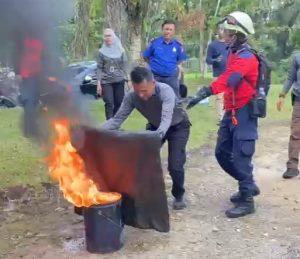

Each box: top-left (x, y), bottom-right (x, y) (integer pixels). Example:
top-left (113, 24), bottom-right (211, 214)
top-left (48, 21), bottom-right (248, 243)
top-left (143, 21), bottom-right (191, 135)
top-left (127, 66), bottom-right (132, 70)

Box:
top-left (143, 20), bottom-right (187, 98)
top-left (206, 24), bottom-right (229, 123)
top-left (97, 28), bottom-right (128, 120)
top-left (277, 52), bottom-right (300, 179)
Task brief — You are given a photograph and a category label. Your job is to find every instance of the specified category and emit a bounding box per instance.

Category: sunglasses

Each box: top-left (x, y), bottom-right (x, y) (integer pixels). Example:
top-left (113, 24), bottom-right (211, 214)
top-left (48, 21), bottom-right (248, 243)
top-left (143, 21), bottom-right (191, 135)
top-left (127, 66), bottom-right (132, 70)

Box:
top-left (219, 16), bottom-right (251, 35)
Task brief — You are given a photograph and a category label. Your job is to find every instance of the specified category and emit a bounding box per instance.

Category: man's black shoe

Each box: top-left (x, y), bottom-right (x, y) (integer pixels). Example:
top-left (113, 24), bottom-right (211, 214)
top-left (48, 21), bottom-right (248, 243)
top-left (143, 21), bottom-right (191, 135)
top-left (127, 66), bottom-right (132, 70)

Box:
top-left (173, 197), bottom-right (187, 210)
top-left (226, 196), bottom-right (255, 218)
top-left (230, 186), bottom-right (260, 203)
top-left (282, 168), bottom-right (300, 179)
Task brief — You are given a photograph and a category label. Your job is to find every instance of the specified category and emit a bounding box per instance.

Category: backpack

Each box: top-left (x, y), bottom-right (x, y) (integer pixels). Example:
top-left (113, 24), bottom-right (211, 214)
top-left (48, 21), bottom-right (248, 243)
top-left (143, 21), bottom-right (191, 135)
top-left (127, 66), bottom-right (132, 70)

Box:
top-left (241, 48), bottom-right (272, 96)
top-left (239, 47), bottom-right (272, 118)
top-left (250, 48), bottom-right (272, 96)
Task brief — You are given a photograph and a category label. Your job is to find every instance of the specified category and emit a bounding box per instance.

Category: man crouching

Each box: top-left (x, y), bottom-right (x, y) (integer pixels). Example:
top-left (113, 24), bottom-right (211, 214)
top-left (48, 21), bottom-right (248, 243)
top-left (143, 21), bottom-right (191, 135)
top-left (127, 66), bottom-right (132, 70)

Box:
top-left (101, 66), bottom-right (191, 210)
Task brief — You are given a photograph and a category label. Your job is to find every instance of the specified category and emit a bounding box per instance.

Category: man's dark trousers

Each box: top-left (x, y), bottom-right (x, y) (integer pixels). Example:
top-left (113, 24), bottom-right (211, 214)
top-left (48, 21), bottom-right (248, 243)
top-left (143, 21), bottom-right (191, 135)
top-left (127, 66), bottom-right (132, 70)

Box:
top-left (215, 105), bottom-right (258, 195)
top-left (147, 118), bottom-right (190, 199)
top-left (154, 73), bottom-right (180, 98)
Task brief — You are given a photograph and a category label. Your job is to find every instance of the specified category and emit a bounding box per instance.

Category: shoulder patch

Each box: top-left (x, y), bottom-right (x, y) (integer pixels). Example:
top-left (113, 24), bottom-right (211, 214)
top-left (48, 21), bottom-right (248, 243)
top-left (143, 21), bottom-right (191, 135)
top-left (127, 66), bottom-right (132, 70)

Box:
top-left (238, 50), bottom-right (254, 59)
top-left (150, 37), bottom-right (157, 43)
top-left (174, 38), bottom-right (183, 46)
top-left (148, 37), bottom-right (159, 45)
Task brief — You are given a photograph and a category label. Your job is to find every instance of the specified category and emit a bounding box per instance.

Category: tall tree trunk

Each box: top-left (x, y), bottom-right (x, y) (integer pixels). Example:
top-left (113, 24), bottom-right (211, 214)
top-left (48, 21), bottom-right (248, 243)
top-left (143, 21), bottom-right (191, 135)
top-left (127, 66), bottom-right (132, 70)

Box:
top-left (71, 0), bottom-right (92, 59)
top-left (104, 0), bottom-right (128, 42)
top-left (126, 1), bottom-right (144, 63)
top-left (104, 0), bottom-right (163, 63)
top-left (104, 0), bottom-right (143, 63)
top-left (140, 0), bottom-right (161, 51)
top-left (130, 34), bottom-right (142, 62)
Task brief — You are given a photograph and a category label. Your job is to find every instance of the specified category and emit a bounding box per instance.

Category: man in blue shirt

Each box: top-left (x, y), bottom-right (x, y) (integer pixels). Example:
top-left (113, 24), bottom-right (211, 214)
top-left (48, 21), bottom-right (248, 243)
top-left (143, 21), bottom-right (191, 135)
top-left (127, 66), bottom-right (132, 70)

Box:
top-left (143, 20), bottom-right (187, 97)
top-left (206, 24), bottom-right (228, 122)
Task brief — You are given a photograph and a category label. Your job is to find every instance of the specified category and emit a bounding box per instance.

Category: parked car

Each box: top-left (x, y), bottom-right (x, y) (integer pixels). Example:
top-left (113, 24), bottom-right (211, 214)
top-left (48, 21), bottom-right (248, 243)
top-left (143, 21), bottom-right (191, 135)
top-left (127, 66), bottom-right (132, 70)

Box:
top-left (65, 61), bottom-right (100, 99)
top-left (0, 68), bottom-right (20, 108)
top-left (65, 60), bottom-right (131, 99)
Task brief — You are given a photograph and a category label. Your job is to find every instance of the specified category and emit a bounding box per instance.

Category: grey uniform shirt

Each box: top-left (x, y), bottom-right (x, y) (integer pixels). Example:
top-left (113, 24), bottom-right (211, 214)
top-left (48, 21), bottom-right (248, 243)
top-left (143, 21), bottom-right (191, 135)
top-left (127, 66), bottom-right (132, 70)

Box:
top-left (101, 82), bottom-right (188, 137)
top-left (97, 52), bottom-right (128, 84)
top-left (282, 53), bottom-right (300, 97)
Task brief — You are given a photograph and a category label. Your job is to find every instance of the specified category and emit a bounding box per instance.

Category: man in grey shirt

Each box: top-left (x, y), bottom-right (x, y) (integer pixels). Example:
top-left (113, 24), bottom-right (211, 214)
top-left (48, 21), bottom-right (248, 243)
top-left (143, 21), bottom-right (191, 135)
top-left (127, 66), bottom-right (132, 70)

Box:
top-left (277, 52), bottom-right (300, 179)
top-left (101, 66), bottom-right (191, 210)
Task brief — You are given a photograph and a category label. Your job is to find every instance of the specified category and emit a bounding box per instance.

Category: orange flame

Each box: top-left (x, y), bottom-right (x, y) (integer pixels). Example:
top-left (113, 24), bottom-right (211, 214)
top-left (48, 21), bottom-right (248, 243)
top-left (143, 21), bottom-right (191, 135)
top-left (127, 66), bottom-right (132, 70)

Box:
top-left (47, 119), bottom-right (121, 207)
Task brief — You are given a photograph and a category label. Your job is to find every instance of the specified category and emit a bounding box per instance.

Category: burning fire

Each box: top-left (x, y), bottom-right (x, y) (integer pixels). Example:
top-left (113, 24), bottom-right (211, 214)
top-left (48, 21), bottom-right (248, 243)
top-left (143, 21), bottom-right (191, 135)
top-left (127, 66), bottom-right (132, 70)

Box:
top-left (47, 119), bottom-right (121, 207)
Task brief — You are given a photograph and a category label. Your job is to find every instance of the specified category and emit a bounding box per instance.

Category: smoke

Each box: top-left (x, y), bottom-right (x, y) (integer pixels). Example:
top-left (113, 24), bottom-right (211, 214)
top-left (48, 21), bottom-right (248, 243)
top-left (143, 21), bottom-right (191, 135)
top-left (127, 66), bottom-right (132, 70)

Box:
top-left (0, 0), bottom-right (91, 144)
top-left (0, 0), bottom-right (74, 69)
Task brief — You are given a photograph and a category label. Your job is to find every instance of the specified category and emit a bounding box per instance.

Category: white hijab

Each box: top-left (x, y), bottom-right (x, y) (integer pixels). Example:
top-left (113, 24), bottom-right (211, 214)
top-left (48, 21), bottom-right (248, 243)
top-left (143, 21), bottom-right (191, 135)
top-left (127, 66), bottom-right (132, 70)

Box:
top-left (99, 28), bottom-right (125, 59)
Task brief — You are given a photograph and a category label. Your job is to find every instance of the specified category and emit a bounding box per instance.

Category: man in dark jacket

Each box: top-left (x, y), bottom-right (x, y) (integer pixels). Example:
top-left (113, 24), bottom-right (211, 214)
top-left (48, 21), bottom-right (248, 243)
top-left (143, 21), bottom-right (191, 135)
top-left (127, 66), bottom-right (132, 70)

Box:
top-left (277, 52), bottom-right (300, 179)
top-left (206, 24), bottom-right (228, 122)
top-left (187, 11), bottom-right (260, 218)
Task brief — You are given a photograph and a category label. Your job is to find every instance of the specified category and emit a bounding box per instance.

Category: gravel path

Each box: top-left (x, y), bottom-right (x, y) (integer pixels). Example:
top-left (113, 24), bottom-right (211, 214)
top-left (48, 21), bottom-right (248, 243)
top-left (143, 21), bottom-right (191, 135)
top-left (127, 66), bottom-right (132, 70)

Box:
top-left (2, 121), bottom-right (300, 259)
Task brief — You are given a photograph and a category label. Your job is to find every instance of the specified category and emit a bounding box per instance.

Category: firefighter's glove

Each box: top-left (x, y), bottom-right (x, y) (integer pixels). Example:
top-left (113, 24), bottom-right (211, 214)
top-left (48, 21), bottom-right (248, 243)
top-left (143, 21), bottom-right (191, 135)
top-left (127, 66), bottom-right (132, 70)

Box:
top-left (186, 86), bottom-right (212, 110)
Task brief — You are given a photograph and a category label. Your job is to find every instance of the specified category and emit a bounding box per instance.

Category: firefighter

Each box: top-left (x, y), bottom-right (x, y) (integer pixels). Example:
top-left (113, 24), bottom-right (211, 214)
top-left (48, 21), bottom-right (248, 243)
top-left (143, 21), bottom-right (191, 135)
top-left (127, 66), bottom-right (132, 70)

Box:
top-left (186, 11), bottom-right (260, 218)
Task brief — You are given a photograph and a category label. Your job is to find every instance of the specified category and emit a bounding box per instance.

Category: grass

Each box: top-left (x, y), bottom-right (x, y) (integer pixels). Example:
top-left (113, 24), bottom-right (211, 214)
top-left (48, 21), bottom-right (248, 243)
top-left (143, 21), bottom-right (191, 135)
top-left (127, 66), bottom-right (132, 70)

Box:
top-left (0, 80), bottom-right (292, 189)
top-left (264, 84), bottom-right (293, 122)
top-left (0, 108), bottom-right (48, 187)
top-left (185, 72), bottom-right (213, 80)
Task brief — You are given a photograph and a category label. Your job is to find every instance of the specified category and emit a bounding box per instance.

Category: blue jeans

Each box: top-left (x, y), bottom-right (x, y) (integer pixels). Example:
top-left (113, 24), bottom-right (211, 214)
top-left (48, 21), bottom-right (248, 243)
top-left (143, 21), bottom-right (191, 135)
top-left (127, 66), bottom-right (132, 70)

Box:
top-left (215, 105), bottom-right (258, 195)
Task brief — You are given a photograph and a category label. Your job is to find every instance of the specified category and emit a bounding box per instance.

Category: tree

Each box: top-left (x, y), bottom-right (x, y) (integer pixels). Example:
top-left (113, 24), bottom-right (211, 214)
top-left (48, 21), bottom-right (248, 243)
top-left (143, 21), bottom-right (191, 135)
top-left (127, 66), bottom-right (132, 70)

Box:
top-left (103, 0), bottom-right (164, 61)
top-left (89, 0), bottom-right (105, 50)
top-left (65, 0), bottom-right (299, 74)
top-left (270, 0), bottom-right (300, 59)
top-left (104, 0), bottom-right (127, 42)
top-left (71, 0), bottom-right (92, 59)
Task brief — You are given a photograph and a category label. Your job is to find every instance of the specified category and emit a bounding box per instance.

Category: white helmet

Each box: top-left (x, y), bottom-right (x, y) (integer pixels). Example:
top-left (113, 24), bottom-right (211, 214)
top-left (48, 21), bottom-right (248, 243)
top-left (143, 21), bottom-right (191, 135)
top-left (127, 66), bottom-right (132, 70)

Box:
top-left (223, 11), bottom-right (255, 35)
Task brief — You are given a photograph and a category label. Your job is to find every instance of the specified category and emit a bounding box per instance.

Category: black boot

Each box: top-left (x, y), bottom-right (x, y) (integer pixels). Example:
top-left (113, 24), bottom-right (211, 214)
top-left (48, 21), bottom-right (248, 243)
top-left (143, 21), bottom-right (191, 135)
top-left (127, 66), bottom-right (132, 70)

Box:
top-left (230, 185), bottom-right (260, 203)
top-left (225, 195), bottom-right (255, 218)
top-left (282, 168), bottom-right (299, 179)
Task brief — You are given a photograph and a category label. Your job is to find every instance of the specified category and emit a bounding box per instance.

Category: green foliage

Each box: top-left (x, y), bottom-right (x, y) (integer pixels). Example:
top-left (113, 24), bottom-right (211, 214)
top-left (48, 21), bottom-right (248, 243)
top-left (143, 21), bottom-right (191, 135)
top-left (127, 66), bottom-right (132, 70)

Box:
top-left (89, 0), bottom-right (104, 52)
top-left (60, 0), bottom-right (299, 68)
top-left (57, 23), bottom-right (76, 62)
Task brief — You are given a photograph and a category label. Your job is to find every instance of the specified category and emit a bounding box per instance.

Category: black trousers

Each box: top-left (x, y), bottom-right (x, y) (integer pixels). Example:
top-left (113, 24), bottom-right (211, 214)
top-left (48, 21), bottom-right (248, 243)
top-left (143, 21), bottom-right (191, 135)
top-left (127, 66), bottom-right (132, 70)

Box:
top-left (154, 74), bottom-right (180, 98)
top-left (102, 80), bottom-right (125, 120)
top-left (147, 119), bottom-right (191, 199)
top-left (215, 105), bottom-right (258, 195)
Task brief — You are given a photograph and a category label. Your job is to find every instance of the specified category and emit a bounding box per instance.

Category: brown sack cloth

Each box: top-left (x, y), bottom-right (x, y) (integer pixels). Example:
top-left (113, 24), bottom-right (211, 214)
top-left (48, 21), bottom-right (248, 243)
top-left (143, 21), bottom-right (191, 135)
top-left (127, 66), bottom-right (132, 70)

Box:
top-left (75, 126), bottom-right (170, 233)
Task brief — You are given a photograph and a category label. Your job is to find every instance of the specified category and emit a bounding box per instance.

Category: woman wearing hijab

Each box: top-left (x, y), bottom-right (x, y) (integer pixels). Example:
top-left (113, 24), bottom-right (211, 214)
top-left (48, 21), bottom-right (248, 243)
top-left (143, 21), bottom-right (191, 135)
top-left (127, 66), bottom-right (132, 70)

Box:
top-left (97, 29), bottom-right (128, 120)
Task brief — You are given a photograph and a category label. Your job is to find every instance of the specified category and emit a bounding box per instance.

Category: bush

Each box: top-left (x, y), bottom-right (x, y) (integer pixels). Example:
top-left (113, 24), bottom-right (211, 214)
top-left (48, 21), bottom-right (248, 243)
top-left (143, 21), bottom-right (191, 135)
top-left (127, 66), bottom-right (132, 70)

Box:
top-left (271, 58), bottom-right (290, 85)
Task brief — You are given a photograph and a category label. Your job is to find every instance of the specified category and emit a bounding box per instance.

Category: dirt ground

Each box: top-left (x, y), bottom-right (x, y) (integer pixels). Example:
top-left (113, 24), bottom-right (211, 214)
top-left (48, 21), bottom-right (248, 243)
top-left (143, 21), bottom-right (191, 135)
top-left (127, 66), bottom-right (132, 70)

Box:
top-left (1, 121), bottom-right (300, 259)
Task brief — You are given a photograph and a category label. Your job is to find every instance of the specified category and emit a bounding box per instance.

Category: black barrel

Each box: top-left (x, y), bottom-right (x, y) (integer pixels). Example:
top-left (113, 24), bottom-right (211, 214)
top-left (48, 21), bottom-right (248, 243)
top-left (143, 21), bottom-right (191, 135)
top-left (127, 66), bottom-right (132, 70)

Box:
top-left (83, 199), bottom-right (124, 254)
